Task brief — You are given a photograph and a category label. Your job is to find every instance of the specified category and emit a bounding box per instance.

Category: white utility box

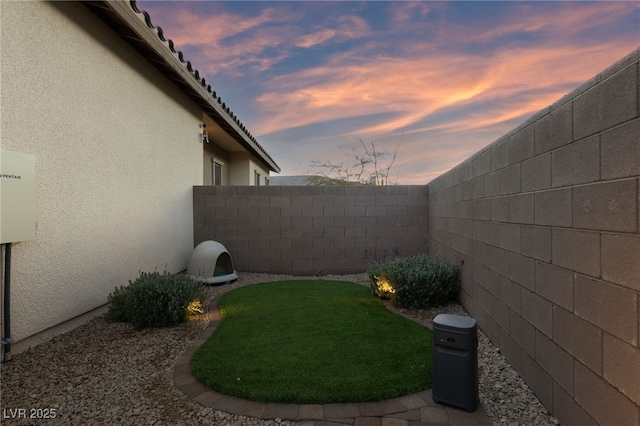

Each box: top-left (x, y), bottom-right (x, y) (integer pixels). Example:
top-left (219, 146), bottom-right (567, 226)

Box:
top-left (1, 150), bottom-right (36, 243)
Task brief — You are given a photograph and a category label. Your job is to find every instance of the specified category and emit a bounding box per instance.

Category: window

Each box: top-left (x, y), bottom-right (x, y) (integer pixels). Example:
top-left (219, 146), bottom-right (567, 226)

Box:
top-left (214, 162), bottom-right (222, 186)
top-left (254, 171), bottom-right (261, 186)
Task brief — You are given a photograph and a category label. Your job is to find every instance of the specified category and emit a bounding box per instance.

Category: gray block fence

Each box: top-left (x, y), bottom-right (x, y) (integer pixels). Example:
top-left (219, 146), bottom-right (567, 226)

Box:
top-left (193, 185), bottom-right (428, 275)
top-left (428, 49), bottom-right (640, 425)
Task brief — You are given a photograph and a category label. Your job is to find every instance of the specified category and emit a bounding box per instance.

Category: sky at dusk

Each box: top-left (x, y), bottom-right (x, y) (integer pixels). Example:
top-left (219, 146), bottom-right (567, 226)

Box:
top-left (137, 1), bottom-right (639, 184)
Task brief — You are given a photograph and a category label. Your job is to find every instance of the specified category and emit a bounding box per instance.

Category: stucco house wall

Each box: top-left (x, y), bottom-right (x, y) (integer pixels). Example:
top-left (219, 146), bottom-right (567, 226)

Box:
top-left (229, 152), bottom-right (271, 186)
top-left (1, 1), bottom-right (206, 351)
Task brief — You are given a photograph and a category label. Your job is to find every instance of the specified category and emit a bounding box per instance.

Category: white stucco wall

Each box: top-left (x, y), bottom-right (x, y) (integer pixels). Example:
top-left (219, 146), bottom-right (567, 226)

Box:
top-left (250, 158), bottom-right (271, 186)
top-left (1, 1), bottom-right (203, 347)
top-left (229, 152), bottom-right (271, 185)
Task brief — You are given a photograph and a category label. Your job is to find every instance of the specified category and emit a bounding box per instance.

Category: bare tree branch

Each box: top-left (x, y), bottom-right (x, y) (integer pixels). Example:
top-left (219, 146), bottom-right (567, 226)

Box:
top-left (308, 137), bottom-right (401, 185)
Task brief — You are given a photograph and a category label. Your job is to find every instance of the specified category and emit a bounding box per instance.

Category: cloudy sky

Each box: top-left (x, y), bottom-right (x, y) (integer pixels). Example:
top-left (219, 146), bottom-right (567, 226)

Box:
top-left (137, 1), bottom-right (639, 184)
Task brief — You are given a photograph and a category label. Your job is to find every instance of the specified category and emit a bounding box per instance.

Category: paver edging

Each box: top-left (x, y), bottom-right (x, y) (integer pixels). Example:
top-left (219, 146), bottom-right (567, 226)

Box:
top-left (172, 282), bottom-right (492, 425)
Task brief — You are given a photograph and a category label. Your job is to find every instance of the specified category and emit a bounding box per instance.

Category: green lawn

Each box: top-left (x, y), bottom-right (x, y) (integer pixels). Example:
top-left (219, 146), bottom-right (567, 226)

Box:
top-left (191, 280), bottom-right (433, 404)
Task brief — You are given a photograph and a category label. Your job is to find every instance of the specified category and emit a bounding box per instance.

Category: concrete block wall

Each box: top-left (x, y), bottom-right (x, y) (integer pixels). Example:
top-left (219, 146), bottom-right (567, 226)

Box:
top-left (427, 48), bottom-right (640, 425)
top-left (194, 185), bottom-right (428, 275)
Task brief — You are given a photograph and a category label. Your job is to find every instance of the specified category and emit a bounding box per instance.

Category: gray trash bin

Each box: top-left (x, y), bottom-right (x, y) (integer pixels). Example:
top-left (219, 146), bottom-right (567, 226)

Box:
top-left (432, 314), bottom-right (478, 412)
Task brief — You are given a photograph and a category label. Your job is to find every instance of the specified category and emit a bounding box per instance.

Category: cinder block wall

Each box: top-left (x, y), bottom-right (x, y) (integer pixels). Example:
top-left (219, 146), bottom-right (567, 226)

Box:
top-left (428, 48), bottom-right (640, 425)
top-left (194, 185), bottom-right (428, 275)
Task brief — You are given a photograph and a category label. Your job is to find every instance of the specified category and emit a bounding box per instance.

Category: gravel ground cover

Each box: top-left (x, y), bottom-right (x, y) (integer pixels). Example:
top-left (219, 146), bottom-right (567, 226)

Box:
top-left (1, 272), bottom-right (558, 425)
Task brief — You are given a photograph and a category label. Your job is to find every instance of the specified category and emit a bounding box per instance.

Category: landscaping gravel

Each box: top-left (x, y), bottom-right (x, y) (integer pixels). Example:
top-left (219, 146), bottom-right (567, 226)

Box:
top-left (1, 272), bottom-right (558, 425)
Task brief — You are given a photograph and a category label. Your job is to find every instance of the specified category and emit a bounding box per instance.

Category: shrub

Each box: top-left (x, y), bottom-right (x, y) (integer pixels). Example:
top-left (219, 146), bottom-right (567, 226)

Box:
top-left (368, 255), bottom-right (459, 309)
top-left (106, 271), bottom-right (205, 330)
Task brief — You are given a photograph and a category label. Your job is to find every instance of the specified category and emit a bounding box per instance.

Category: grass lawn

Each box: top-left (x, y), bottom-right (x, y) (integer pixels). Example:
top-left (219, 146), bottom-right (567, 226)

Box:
top-left (190, 280), bottom-right (433, 404)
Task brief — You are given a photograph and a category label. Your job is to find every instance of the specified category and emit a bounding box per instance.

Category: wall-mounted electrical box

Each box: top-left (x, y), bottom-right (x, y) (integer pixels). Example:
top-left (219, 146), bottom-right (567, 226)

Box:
top-left (1, 150), bottom-right (36, 243)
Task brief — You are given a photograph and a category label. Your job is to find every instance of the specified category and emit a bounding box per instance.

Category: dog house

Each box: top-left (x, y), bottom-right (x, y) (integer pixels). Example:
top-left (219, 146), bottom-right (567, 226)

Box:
top-left (187, 240), bottom-right (238, 284)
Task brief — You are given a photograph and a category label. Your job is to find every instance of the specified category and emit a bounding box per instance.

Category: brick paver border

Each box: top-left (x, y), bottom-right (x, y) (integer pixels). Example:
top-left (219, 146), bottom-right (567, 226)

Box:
top-left (173, 287), bottom-right (493, 425)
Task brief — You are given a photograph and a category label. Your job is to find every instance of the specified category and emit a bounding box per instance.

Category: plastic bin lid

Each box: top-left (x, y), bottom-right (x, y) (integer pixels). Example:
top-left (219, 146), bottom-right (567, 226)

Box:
top-left (433, 314), bottom-right (477, 331)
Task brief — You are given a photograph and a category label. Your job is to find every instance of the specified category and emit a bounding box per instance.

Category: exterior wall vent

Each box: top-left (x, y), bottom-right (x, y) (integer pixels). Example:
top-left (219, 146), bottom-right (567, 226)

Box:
top-left (187, 240), bottom-right (238, 284)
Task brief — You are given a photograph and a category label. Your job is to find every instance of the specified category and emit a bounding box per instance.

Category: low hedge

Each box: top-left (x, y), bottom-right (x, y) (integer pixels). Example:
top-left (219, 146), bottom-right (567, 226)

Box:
top-left (368, 254), bottom-right (459, 309)
top-left (106, 271), bottom-right (204, 330)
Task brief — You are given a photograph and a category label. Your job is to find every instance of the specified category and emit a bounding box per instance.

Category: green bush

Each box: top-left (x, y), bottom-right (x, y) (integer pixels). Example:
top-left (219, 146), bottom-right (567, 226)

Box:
top-left (106, 271), bottom-right (205, 330)
top-left (368, 255), bottom-right (459, 309)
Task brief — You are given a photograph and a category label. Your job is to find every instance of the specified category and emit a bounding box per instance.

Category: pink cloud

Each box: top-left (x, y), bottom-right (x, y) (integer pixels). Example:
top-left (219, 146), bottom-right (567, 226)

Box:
top-left (388, 2), bottom-right (432, 23)
top-left (141, 4), bottom-right (373, 77)
top-left (334, 15), bottom-right (371, 39)
top-left (166, 6), bottom-right (290, 47)
top-left (294, 14), bottom-right (370, 48)
top-left (141, 4), bottom-right (298, 76)
top-left (295, 29), bottom-right (337, 48)
top-left (255, 32), bottom-right (636, 138)
top-left (472, 1), bottom-right (637, 44)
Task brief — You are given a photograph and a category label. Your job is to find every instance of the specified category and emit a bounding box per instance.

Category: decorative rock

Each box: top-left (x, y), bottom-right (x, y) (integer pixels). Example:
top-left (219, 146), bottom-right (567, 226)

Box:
top-left (0, 272), bottom-right (557, 425)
